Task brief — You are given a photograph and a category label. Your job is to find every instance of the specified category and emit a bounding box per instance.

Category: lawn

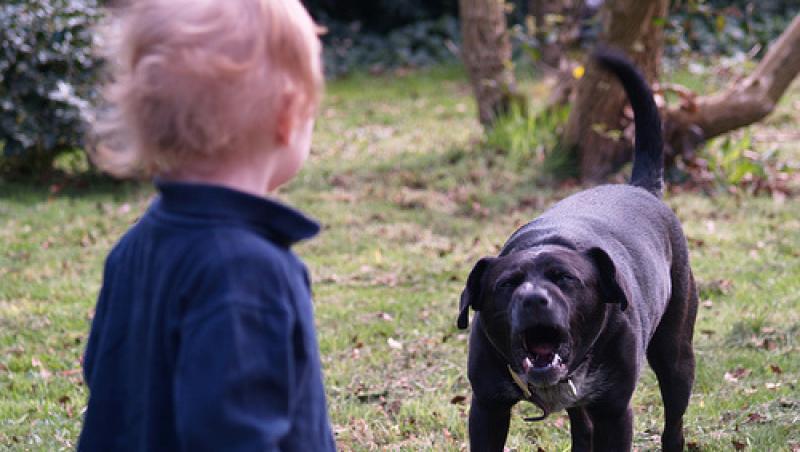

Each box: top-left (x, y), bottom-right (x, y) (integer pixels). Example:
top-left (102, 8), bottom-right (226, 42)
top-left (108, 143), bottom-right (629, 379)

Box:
top-left (1, 65), bottom-right (799, 451)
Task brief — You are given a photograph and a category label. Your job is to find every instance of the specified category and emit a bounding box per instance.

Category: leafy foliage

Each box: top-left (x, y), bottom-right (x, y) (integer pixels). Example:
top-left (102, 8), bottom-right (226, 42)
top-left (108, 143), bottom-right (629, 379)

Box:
top-left (0, 0), bottom-right (103, 176)
top-left (665, 0), bottom-right (800, 58)
top-left (486, 105), bottom-right (573, 177)
top-left (309, 0), bottom-right (564, 77)
top-left (311, 0), bottom-right (800, 77)
top-left (303, 0), bottom-right (459, 34)
top-left (676, 132), bottom-right (797, 197)
top-left (322, 17), bottom-right (461, 78)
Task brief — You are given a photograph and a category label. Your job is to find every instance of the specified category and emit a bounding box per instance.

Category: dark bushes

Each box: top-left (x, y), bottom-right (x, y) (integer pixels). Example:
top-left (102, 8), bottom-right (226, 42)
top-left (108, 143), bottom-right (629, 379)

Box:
top-left (0, 0), bottom-right (103, 176)
top-left (302, 0), bottom-right (459, 34)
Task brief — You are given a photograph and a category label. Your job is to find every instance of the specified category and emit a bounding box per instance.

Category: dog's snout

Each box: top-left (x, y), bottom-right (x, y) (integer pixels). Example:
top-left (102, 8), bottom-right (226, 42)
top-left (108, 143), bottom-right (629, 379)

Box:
top-left (515, 283), bottom-right (550, 309)
top-left (530, 293), bottom-right (549, 307)
top-left (510, 284), bottom-right (563, 331)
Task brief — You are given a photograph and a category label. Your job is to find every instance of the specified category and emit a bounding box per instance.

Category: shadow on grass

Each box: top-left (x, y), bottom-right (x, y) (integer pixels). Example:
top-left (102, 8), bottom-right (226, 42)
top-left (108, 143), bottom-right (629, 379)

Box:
top-left (0, 170), bottom-right (147, 204)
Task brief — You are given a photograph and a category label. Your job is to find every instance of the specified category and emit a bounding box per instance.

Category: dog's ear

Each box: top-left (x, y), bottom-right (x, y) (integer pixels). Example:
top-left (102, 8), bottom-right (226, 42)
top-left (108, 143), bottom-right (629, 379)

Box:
top-left (586, 247), bottom-right (630, 311)
top-left (458, 257), bottom-right (495, 329)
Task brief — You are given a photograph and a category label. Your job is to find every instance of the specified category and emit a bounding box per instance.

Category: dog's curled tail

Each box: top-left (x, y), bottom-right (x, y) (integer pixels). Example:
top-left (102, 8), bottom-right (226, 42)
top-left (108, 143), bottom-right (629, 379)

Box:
top-left (593, 48), bottom-right (664, 197)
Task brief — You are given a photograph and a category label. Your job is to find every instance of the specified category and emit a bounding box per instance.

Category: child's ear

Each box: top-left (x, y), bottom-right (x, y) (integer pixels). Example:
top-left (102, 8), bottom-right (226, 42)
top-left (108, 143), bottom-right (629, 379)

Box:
top-left (274, 94), bottom-right (306, 147)
top-left (274, 103), bottom-right (295, 147)
top-left (273, 94), bottom-right (309, 147)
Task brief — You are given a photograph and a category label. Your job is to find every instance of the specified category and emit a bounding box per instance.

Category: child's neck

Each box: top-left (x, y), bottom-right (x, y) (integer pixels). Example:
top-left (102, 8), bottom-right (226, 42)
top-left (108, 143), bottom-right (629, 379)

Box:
top-left (160, 151), bottom-right (280, 197)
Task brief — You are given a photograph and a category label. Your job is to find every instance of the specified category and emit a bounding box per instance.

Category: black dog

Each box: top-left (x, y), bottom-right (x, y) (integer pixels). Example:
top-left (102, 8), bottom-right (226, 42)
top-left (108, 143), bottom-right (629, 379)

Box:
top-left (457, 50), bottom-right (698, 452)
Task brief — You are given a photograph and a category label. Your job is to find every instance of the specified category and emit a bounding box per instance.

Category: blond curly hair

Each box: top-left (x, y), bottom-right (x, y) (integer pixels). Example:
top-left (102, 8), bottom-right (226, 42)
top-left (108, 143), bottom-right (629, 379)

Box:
top-left (91, 0), bottom-right (323, 177)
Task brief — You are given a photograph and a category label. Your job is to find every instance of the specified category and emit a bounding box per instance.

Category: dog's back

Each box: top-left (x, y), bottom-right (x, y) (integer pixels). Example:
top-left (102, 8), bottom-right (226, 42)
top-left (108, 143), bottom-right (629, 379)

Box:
top-left (507, 48), bottom-right (672, 253)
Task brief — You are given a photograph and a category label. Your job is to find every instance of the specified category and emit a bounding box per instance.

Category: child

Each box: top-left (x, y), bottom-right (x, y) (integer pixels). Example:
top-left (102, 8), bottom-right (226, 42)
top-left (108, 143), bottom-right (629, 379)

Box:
top-left (78, 0), bottom-right (336, 450)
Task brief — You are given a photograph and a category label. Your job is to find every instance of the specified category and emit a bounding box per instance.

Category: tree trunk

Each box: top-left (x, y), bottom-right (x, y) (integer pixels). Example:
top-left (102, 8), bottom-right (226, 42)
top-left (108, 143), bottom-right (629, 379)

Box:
top-left (528, 0), bottom-right (574, 69)
top-left (460, 0), bottom-right (516, 127)
top-left (562, 0), bottom-right (668, 183)
top-left (664, 13), bottom-right (800, 160)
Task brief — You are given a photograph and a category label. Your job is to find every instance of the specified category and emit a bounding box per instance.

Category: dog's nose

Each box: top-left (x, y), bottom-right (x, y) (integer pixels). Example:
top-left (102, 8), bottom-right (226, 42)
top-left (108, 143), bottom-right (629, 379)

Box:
top-left (521, 293), bottom-right (551, 314)
top-left (516, 283), bottom-right (549, 307)
top-left (510, 283), bottom-right (565, 332)
top-left (528, 293), bottom-right (549, 308)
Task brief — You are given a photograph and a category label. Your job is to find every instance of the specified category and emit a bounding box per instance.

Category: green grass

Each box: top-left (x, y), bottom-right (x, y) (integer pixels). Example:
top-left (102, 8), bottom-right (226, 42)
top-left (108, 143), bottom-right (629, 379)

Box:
top-left (1, 65), bottom-right (799, 450)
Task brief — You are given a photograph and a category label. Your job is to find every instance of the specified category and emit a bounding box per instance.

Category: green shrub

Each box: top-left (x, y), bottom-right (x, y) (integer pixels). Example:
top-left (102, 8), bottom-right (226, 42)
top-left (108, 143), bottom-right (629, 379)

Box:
top-left (665, 1), bottom-right (799, 59)
top-left (303, 0), bottom-right (459, 34)
top-left (704, 132), bottom-right (795, 196)
top-left (0, 0), bottom-right (103, 176)
top-left (321, 16), bottom-right (461, 77)
top-left (486, 104), bottom-right (574, 179)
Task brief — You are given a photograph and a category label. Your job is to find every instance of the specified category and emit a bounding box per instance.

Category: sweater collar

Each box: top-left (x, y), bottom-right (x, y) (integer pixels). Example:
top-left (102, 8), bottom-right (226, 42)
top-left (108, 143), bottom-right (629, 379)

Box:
top-left (154, 180), bottom-right (320, 246)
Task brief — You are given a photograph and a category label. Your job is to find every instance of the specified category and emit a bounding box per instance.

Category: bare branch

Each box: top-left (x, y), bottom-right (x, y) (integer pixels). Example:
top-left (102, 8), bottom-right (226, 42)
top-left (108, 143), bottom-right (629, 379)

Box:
top-left (666, 14), bottom-right (800, 148)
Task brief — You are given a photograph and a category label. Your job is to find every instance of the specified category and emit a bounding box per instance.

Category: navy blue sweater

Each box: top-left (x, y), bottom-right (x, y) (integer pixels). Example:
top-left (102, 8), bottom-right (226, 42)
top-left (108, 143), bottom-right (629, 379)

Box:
top-left (78, 181), bottom-right (336, 451)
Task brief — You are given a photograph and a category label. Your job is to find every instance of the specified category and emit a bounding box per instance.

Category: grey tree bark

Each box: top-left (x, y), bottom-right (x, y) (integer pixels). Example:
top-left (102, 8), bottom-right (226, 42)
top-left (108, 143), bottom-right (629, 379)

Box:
top-left (528, 0), bottom-right (577, 69)
top-left (460, 0), bottom-right (517, 127)
top-left (664, 13), bottom-right (800, 160)
top-left (562, 0), bottom-right (669, 182)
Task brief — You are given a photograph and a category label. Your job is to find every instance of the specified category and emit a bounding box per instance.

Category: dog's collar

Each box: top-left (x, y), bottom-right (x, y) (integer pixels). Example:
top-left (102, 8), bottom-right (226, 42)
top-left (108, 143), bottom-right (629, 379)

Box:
top-left (506, 364), bottom-right (578, 422)
top-left (477, 320), bottom-right (555, 421)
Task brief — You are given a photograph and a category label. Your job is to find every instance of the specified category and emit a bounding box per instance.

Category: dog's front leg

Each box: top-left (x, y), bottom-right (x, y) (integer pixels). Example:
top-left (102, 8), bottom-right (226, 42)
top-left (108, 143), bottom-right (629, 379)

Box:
top-left (587, 404), bottom-right (633, 451)
top-left (468, 397), bottom-right (513, 452)
top-left (567, 406), bottom-right (593, 451)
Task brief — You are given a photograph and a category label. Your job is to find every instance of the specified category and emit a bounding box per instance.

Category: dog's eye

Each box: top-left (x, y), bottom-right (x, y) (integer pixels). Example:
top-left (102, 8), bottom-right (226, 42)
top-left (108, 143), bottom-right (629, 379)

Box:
top-left (548, 270), bottom-right (576, 285)
top-left (495, 277), bottom-right (520, 291)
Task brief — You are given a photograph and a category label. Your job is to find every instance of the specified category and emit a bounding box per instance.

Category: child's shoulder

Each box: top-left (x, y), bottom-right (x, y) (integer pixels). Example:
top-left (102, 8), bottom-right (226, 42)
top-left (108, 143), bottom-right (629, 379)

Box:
top-left (188, 236), bottom-right (300, 311)
top-left (200, 227), bottom-right (296, 273)
top-left (108, 206), bottom-right (299, 291)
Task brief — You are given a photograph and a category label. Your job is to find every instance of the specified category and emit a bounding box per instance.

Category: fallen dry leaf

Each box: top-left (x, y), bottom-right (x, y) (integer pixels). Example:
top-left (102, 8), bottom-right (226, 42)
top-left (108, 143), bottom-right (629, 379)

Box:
top-left (32, 358), bottom-right (52, 379)
top-left (762, 338), bottom-right (778, 351)
top-left (746, 413), bottom-right (765, 423)
top-left (377, 312), bottom-right (394, 321)
top-left (553, 416), bottom-right (567, 429)
top-left (724, 367), bottom-right (751, 383)
top-left (442, 428), bottom-right (452, 441)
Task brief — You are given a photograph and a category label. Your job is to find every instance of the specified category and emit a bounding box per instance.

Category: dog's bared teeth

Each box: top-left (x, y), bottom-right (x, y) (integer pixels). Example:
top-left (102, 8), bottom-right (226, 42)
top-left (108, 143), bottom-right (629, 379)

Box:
top-left (523, 357), bottom-right (533, 372)
top-left (551, 353), bottom-right (562, 367)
